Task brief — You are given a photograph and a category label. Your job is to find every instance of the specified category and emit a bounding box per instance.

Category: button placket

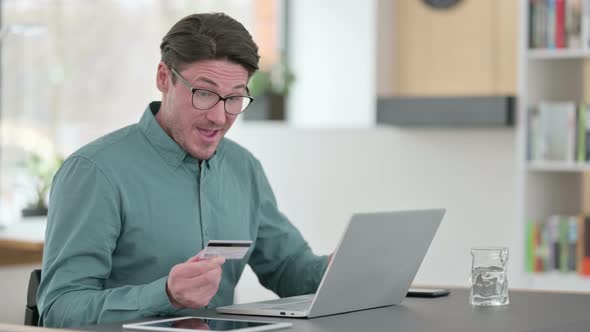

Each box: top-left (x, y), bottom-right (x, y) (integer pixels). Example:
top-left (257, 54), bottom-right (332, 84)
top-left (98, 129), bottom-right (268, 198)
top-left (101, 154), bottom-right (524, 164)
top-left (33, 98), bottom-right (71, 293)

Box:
top-left (200, 163), bottom-right (208, 242)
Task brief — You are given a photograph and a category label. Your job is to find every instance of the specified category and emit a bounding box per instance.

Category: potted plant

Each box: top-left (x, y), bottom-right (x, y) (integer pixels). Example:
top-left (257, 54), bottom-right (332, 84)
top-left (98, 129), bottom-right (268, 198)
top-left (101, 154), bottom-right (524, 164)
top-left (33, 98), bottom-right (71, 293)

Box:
top-left (20, 152), bottom-right (63, 217)
top-left (245, 53), bottom-right (295, 121)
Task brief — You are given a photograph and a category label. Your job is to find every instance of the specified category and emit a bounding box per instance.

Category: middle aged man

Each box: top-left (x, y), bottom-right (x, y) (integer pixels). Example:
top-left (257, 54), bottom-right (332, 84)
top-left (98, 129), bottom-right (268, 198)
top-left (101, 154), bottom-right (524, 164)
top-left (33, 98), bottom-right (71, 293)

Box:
top-left (37, 12), bottom-right (331, 328)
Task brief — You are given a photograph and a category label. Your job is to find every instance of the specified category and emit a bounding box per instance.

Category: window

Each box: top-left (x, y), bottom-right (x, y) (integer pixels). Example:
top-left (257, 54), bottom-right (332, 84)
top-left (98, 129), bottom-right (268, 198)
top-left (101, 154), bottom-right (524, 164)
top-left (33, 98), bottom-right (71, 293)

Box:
top-left (0, 0), bottom-right (283, 222)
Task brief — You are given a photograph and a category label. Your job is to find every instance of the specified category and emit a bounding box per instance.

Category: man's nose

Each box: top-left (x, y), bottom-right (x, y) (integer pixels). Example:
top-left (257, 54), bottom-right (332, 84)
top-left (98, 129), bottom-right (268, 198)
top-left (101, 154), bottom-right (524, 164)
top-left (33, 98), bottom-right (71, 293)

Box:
top-left (206, 100), bottom-right (227, 126)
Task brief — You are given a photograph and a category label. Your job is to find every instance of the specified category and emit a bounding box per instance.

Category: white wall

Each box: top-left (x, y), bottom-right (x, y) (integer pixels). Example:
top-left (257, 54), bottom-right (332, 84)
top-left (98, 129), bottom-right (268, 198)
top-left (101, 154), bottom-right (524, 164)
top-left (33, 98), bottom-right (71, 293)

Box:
top-left (0, 264), bottom-right (41, 324)
top-left (287, 0), bottom-right (377, 127)
top-left (228, 125), bottom-right (518, 303)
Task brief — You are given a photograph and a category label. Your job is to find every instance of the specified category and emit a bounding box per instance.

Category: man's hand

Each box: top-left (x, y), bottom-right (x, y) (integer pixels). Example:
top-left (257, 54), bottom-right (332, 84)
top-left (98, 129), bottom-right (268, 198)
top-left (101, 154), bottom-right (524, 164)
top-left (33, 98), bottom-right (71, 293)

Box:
top-left (166, 253), bottom-right (226, 309)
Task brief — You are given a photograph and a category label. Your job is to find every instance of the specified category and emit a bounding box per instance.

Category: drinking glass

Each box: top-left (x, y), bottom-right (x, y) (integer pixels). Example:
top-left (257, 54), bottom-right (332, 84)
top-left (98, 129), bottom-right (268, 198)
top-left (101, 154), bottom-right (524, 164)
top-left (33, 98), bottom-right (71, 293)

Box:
top-left (470, 247), bottom-right (509, 306)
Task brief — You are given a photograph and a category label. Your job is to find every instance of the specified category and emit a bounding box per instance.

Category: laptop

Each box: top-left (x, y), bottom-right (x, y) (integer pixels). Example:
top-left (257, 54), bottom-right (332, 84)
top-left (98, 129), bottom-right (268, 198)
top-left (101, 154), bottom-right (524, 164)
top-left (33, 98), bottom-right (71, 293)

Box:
top-left (216, 208), bottom-right (445, 318)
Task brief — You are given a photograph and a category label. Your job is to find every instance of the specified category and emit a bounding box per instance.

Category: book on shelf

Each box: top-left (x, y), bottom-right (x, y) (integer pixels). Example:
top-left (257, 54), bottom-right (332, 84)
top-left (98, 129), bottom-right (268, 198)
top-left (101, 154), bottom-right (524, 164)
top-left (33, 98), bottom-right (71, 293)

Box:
top-left (567, 217), bottom-right (578, 271)
top-left (526, 220), bottom-right (546, 272)
top-left (577, 104), bottom-right (586, 162)
top-left (536, 221), bottom-right (546, 271)
top-left (528, 101), bottom-right (577, 162)
top-left (577, 216), bottom-right (584, 273)
top-left (566, 0), bottom-right (583, 48)
top-left (525, 215), bottom-right (590, 276)
top-left (549, 216), bottom-right (561, 269)
top-left (524, 220), bottom-right (537, 272)
top-left (559, 216), bottom-right (569, 271)
top-left (548, 0), bottom-right (557, 48)
top-left (528, 101), bottom-right (590, 163)
top-left (584, 104), bottom-right (590, 162)
top-left (529, 0), bottom-right (583, 50)
top-left (556, 0), bottom-right (565, 48)
top-left (583, 217), bottom-right (590, 275)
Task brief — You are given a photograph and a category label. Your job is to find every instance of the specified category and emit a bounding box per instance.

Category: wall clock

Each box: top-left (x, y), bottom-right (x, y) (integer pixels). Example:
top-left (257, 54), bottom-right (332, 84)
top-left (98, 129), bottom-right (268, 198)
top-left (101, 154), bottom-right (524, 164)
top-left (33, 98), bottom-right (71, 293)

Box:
top-left (423, 0), bottom-right (462, 10)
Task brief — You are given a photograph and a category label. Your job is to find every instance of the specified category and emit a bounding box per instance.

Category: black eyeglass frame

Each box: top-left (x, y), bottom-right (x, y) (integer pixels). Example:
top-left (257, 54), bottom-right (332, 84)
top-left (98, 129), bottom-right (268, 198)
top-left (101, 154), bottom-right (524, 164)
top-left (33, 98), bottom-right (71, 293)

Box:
top-left (169, 66), bottom-right (254, 115)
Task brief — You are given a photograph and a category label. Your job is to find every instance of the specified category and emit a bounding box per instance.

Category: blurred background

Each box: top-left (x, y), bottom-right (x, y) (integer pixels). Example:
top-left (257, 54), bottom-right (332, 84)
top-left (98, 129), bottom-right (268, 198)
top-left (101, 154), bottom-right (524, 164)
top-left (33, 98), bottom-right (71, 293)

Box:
top-left (1, 0), bottom-right (589, 325)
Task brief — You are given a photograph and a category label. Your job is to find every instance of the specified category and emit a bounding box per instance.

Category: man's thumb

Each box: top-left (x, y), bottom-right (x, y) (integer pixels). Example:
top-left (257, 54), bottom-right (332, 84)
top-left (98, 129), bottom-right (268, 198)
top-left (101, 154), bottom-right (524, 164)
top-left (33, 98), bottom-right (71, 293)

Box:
top-left (186, 251), bottom-right (205, 263)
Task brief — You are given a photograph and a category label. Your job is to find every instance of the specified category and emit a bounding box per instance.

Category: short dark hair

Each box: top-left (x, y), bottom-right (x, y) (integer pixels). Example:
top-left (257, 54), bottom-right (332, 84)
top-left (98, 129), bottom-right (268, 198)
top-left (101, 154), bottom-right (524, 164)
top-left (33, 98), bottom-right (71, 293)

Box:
top-left (160, 13), bottom-right (260, 82)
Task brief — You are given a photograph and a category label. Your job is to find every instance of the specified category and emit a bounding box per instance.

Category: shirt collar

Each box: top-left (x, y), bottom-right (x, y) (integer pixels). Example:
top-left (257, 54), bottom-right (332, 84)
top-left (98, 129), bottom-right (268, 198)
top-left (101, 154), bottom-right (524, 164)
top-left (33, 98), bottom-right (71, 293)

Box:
top-left (138, 101), bottom-right (225, 171)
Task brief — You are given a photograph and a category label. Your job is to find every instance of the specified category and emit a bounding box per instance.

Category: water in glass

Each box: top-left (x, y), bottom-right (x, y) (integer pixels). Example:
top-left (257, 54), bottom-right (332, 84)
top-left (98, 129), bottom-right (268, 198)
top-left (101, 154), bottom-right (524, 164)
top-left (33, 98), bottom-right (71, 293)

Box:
top-left (470, 247), bottom-right (509, 306)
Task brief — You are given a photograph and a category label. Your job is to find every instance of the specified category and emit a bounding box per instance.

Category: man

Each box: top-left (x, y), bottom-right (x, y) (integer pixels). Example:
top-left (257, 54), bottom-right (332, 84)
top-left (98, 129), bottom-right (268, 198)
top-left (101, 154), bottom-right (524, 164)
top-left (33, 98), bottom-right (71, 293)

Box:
top-left (37, 13), bottom-right (330, 328)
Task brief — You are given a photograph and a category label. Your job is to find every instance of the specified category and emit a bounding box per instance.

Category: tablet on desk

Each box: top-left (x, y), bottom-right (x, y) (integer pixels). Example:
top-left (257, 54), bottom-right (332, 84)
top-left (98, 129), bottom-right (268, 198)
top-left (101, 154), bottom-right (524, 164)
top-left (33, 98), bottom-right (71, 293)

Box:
top-left (123, 317), bottom-right (292, 332)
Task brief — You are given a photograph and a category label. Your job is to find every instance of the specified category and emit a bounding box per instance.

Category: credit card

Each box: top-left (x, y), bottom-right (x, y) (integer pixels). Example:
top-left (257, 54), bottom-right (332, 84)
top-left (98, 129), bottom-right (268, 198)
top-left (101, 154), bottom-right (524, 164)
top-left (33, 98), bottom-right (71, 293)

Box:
top-left (199, 240), bottom-right (253, 260)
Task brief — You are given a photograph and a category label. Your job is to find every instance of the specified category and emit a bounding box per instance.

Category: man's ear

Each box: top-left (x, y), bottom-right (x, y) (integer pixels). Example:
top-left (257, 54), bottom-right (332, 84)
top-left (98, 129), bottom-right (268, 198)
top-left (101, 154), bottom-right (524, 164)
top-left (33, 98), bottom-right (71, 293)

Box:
top-left (156, 62), bottom-right (170, 93)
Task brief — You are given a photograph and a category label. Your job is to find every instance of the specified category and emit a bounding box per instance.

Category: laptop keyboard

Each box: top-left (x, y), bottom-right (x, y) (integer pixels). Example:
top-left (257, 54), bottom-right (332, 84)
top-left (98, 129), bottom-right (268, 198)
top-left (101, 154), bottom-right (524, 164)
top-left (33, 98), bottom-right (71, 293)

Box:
top-left (266, 300), bottom-right (312, 311)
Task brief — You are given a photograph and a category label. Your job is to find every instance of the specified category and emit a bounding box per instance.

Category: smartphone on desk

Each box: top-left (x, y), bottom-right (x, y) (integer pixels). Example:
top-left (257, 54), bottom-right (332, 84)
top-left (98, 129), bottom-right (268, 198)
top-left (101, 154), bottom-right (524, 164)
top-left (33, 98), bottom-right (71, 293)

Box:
top-left (406, 288), bottom-right (451, 298)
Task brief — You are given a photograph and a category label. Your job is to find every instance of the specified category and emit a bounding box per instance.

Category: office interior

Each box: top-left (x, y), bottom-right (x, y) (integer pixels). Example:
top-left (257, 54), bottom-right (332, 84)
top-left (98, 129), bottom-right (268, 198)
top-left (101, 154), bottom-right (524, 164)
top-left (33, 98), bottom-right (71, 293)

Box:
top-left (0, 0), bottom-right (587, 327)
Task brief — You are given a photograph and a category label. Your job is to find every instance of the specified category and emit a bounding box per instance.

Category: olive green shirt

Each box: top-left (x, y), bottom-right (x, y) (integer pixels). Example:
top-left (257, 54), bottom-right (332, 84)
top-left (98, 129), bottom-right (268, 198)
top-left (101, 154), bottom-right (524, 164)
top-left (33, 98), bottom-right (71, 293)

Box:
top-left (38, 102), bottom-right (328, 327)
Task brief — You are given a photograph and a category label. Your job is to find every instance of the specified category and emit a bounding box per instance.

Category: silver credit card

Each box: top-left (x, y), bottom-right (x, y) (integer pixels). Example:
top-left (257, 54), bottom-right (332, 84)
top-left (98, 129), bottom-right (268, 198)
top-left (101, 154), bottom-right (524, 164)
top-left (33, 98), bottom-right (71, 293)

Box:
top-left (199, 240), bottom-right (253, 260)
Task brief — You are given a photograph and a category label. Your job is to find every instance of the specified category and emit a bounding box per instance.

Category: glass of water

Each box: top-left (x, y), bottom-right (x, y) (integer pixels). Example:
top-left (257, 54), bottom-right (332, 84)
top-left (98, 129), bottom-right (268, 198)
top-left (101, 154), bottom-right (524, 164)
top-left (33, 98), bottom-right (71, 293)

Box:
top-left (470, 247), bottom-right (509, 306)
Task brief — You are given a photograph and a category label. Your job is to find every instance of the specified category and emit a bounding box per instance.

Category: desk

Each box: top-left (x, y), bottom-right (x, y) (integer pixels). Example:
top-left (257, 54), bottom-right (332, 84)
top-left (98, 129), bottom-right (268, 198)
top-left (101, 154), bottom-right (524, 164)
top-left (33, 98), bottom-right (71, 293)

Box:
top-left (77, 288), bottom-right (590, 332)
top-left (0, 218), bottom-right (45, 266)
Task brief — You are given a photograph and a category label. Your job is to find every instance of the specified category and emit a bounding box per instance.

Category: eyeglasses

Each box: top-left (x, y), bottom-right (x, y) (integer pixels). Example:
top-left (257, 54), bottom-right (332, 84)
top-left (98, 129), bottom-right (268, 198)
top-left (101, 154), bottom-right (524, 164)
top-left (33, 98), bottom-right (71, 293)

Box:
top-left (169, 66), bottom-right (254, 115)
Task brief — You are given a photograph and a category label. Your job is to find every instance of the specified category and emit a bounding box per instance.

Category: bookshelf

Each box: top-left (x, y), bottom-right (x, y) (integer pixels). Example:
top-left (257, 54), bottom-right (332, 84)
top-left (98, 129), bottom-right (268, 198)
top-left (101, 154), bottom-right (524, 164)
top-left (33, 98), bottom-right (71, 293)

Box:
top-left (528, 48), bottom-right (590, 59)
top-left (528, 161), bottom-right (590, 172)
top-left (517, 0), bottom-right (590, 291)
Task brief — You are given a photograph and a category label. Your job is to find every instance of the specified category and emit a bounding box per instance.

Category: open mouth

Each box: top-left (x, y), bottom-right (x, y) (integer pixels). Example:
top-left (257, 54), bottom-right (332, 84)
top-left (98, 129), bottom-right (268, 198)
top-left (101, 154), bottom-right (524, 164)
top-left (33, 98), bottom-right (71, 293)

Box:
top-left (198, 128), bottom-right (217, 137)
top-left (197, 128), bottom-right (220, 143)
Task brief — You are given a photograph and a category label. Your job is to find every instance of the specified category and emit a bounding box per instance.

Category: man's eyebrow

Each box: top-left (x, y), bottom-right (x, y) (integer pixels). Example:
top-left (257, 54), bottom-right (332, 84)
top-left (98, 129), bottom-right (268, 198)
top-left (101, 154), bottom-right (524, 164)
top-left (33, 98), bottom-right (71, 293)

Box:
top-left (194, 77), bottom-right (247, 91)
top-left (194, 77), bottom-right (218, 87)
